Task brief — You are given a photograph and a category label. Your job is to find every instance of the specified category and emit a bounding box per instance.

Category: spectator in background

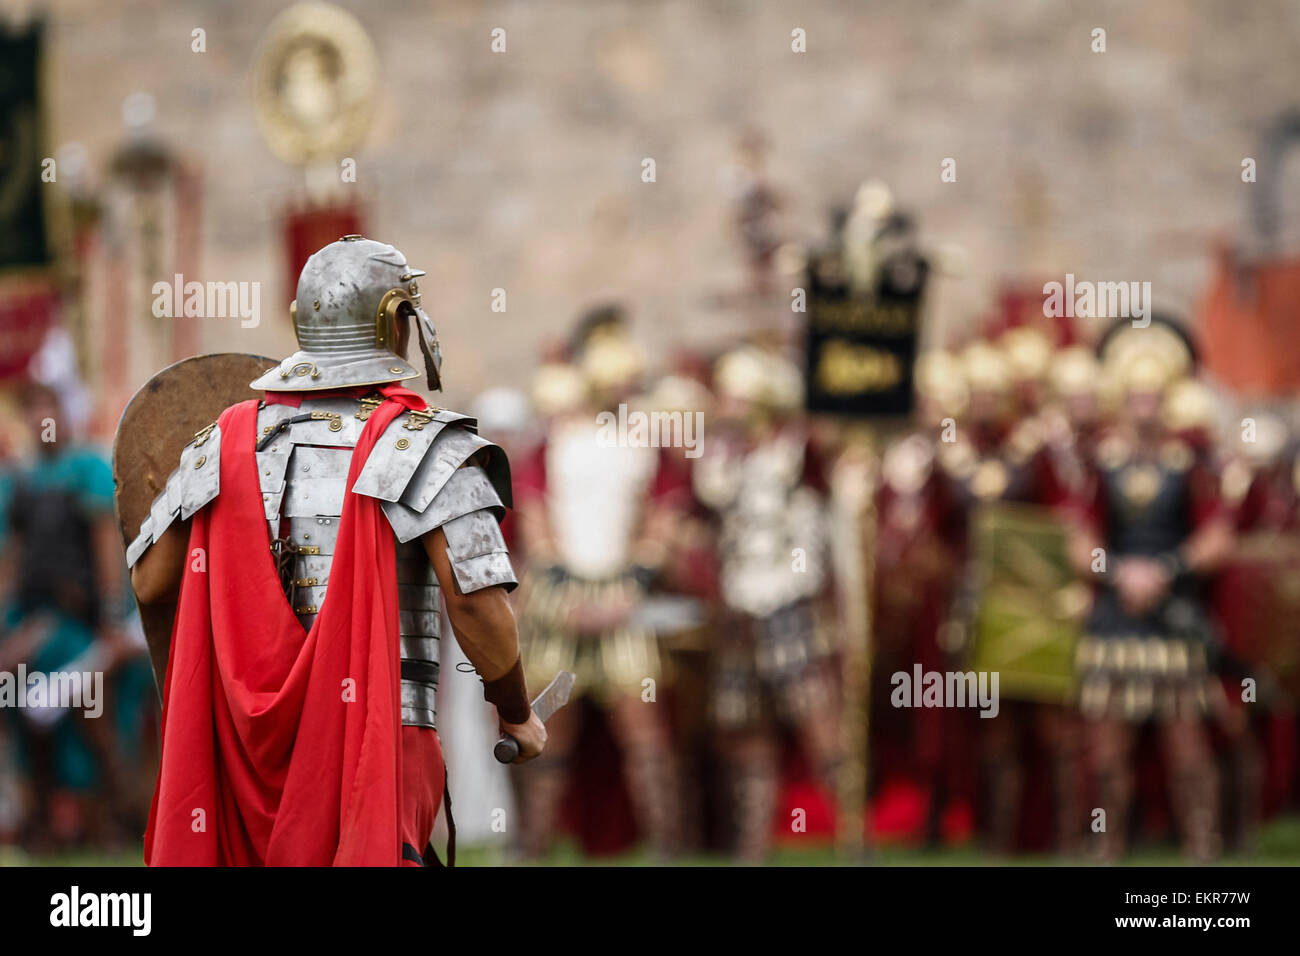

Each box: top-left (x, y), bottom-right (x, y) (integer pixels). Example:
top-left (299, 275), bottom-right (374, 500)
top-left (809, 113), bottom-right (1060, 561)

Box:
top-left (0, 381), bottom-right (146, 853)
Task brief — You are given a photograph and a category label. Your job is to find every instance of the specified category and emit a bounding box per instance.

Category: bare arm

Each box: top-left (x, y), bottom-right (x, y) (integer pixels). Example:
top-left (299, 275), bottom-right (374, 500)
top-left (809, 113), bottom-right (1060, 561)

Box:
top-left (422, 525), bottom-right (545, 761)
top-left (1068, 523), bottom-right (1103, 579)
top-left (93, 515), bottom-right (128, 605)
top-left (1182, 515), bottom-right (1234, 575)
top-left (130, 519), bottom-right (190, 605)
top-left (423, 526), bottom-right (520, 681)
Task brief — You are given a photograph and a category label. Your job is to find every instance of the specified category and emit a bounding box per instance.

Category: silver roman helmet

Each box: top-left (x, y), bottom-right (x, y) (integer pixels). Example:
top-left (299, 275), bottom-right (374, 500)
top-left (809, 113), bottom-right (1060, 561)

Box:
top-left (251, 235), bottom-right (443, 392)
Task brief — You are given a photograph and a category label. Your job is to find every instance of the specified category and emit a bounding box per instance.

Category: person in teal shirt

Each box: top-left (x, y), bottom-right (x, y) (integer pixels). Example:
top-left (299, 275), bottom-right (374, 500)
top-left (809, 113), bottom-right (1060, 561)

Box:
top-left (0, 382), bottom-right (150, 852)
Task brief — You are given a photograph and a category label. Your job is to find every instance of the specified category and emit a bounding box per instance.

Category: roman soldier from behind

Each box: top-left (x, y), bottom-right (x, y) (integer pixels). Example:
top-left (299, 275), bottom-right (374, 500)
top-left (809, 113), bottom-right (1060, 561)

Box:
top-left (1069, 319), bottom-right (1234, 861)
top-left (127, 237), bottom-right (545, 866)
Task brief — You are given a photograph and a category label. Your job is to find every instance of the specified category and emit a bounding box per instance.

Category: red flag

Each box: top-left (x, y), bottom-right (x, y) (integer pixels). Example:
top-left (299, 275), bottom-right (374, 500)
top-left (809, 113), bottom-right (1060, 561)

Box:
top-left (1200, 244), bottom-right (1300, 396)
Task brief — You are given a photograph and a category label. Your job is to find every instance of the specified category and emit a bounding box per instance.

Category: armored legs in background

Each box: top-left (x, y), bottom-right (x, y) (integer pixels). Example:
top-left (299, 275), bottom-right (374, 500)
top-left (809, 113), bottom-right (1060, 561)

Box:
top-left (980, 702), bottom-right (1083, 855)
top-left (1086, 715), bottom-right (1219, 861)
top-left (515, 599), bottom-right (682, 859)
top-left (712, 602), bottom-right (839, 862)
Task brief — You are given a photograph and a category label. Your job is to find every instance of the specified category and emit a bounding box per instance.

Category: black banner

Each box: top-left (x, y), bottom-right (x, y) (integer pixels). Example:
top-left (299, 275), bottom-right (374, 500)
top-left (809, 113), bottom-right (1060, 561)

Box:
top-left (804, 247), bottom-right (926, 418)
top-left (0, 21), bottom-right (50, 270)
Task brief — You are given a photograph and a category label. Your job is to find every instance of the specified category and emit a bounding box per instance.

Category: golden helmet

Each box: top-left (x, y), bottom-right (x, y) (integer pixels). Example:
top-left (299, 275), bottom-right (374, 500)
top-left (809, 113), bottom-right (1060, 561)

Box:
top-left (960, 340), bottom-right (1012, 394)
top-left (1052, 345), bottom-right (1101, 397)
top-left (1100, 322), bottom-right (1192, 395)
top-left (915, 349), bottom-right (970, 417)
top-left (1001, 326), bottom-right (1053, 383)
top-left (580, 332), bottom-right (646, 393)
top-left (1127, 353), bottom-right (1180, 393)
top-left (530, 362), bottom-right (588, 416)
top-left (638, 374), bottom-right (713, 417)
top-left (714, 345), bottom-right (803, 411)
top-left (1162, 377), bottom-right (1217, 434)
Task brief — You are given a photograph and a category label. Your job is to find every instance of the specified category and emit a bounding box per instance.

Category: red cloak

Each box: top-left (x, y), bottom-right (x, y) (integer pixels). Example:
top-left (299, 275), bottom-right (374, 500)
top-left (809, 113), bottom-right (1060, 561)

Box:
top-left (145, 389), bottom-right (425, 865)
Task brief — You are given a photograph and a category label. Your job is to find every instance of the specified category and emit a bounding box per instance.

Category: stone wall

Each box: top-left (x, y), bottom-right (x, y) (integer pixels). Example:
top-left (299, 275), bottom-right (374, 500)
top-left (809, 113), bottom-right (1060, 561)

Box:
top-left (11, 0), bottom-right (1300, 407)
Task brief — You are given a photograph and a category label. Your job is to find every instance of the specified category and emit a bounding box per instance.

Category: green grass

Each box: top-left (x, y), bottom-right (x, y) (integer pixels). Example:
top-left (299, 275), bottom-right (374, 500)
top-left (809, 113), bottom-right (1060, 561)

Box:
top-left (8, 816), bottom-right (1300, 867)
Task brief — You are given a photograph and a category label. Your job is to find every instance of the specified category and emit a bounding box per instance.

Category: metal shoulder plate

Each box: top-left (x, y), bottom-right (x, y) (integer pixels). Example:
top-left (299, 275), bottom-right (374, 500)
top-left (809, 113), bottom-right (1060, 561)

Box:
top-left (351, 408), bottom-right (477, 502)
top-left (359, 410), bottom-right (517, 592)
top-left (125, 423), bottom-right (222, 567)
top-left (353, 409), bottom-right (513, 524)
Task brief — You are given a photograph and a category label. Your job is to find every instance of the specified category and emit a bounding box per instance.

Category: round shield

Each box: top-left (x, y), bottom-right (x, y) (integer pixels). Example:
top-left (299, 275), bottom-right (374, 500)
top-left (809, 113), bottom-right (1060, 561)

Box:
top-left (113, 353), bottom-right (278, 692)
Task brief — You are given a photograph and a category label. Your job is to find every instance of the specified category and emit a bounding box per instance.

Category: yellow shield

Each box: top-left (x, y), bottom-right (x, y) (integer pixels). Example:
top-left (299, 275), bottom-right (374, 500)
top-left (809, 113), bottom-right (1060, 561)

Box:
top-left (968, 503), bottom-right (1086, 702)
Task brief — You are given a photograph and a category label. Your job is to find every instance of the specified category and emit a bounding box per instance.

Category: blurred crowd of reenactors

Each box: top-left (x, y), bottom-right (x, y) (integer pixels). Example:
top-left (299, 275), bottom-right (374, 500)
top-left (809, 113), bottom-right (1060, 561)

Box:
top-left (488, 163), bottom-right (1300, 862)
top-left (482, 301), bottom-right (1300, 863)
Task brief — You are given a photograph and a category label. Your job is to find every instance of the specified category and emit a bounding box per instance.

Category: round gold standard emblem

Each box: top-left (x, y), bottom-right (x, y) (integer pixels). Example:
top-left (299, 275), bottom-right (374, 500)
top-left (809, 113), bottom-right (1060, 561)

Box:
top-left (251, 3), bottom-right (379, 166)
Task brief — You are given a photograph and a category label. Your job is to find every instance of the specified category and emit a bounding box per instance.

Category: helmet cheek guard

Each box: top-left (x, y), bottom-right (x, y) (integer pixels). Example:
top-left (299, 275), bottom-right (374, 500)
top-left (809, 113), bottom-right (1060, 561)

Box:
top-left (376, 274), bottom-right (441, 392)
top-left (412, 304), bottom-right (443, 392)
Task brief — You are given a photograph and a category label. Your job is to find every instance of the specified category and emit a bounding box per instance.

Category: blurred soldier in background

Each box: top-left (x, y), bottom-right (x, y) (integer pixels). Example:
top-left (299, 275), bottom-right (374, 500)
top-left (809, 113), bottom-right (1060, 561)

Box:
top-left (1002, 326), bottom-right (1054, 424)
top-left (936, 339), bottom-right (1065, 853)
top-left (511, 312), bottom-right (684, 859)
top-left (1039, 346), bottom-right (1111, 508)
top-left (1212, 409), bottom-right (1296, 851)
top-left (936, 342), bottom-right (1043, 515)
top-left (872, 352), bottom-right (968, 845)
top-left (1162, 376), bottom-right (1266, 854)
top-left (693, 344), bottom-right (839, 862)
top-left (1070, 322), bottom-right (1234, 861)
top-left (635, 368), bottom-right (715, 849)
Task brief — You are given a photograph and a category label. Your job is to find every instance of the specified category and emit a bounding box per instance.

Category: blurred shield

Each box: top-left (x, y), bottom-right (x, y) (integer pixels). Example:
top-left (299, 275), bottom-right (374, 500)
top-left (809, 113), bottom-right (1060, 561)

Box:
top-left (968, 503), bottom-right (1085, 702)
top-left (1216, 532), bottom-right (1300, 698)
top-left (112, 353), bottom-right (277, 692)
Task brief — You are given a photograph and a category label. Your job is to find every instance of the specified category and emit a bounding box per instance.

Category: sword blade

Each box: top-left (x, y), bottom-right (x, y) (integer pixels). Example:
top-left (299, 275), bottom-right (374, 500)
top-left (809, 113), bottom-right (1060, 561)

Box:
top-left (530, 670), bottom-right (576, 724)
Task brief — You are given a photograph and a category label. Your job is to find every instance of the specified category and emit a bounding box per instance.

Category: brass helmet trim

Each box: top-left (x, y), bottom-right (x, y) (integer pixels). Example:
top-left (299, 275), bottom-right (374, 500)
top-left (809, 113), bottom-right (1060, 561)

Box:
top-left (376, 288), bottom-right (414, 349)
